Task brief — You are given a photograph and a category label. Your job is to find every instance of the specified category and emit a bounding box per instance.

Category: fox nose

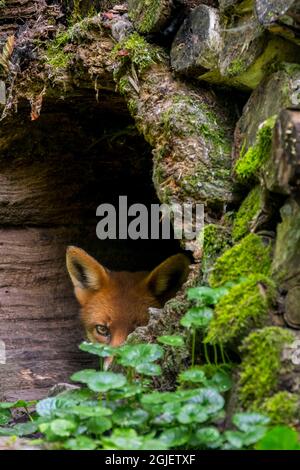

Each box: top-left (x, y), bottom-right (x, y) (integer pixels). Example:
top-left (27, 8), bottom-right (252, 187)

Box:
top-left (103, 356), bottom-right (113, 371)
top-left (103, 331), bottom-right (129, 370)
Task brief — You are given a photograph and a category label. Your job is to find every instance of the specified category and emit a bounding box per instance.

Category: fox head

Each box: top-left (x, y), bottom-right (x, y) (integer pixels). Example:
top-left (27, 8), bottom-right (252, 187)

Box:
top-left (66, 246), bottom-right (190, 351)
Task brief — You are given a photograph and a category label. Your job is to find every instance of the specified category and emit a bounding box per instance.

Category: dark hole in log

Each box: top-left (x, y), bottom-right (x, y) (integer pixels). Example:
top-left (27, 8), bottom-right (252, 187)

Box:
top-left (0, 91), bottom-right (183, 400)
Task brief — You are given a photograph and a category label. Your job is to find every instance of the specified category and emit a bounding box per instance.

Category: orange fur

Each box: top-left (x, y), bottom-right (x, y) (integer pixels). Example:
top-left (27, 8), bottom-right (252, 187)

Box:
top-left (66, 247), bottom-right (190, 351)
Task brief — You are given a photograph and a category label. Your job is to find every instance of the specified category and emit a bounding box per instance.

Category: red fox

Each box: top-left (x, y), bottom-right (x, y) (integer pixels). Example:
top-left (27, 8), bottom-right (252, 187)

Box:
top-left (66, 246), bottom-right (190, 352)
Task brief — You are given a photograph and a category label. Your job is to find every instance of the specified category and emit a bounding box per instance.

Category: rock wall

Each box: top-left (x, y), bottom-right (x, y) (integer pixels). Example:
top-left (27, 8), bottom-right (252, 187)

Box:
top-left (0, 0), bottom-right (300, 423)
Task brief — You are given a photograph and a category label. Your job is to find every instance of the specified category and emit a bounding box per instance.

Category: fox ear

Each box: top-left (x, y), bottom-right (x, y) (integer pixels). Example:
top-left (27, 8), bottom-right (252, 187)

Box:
top-left (145, 254), bottom-right (190, 303)
top-left (66, 246), bottom-right (109, 306)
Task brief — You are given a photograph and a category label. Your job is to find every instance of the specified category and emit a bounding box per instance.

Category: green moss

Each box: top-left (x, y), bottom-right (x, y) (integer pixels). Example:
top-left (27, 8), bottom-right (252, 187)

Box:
top-left (113, 33), bottom-right (162, 73)
top-left (200, 224), bottom-right (231, 276)
top-left (45, 30), bottom-right (73, 69)
top-left (209, 233), bottom-right (272, 288)
top-left (238, 327), bottom-right (294, 407)
top-left (235, 116), bottom-right (277, 182)
top-left (129, 0), bottom-right (161, 34)
top-left (261, 392), bottom-right (299, 425)
top-left (232, 186), bottom-right (261, 241)
top-left (227, 58), bottom-right (247, 77)
top-left (205, 274), bottom-right (275, 346)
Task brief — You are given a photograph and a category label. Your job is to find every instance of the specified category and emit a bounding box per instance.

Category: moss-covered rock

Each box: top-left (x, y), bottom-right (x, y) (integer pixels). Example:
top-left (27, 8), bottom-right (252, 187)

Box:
top-left (238, 327), bottom-right (295, 408)
top-left (205, 274), bottom-right (275, 346)
top-left (261, 391), bottom-right (300, 426)
top-left (233, 66), bottom-right (300, 162)
top-left (232, 186), bottom-right (261, 241)
top-left (209, 233), bottom-right (272, 287)
top-left (200, 224), bottom-right (232, 279)
top-left (234, 116), bottom-right (276, 183)
top-left (272, 198), bottom-right (300, 328)
top-left (128, 0), bottom-right (173, 34)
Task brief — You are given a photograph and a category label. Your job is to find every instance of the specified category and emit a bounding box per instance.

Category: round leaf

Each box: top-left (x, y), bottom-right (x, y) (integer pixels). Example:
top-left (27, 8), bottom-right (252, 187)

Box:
top-left (79, 342), bottom-right (116, 358)
top-left (177, 403), bottom-right (209, 424)
top-left (50, 419), bottom-right (76, 437)
top-left (64, 436), bottom-right (98, 450)
top-left (70, 369), bottom-right (97, 384)
top-left (159, 426), bottom-right (189, 447)
top-left (179, 368), bottom-right (206, 384)
top-left (136, 363), bottom-right (162, 376)
top-left (117, 344), bottom-right (163, 368)
top-left (233, 412), bottom-right (270, 432)
top-left (157, 335), bottom-right (184, 347)
top-left (87, 372), bottom-right (126, 392)
top-left (195, 426), bottom-right (221, 445)
top-left (180, 307), bottom-right (213, 328)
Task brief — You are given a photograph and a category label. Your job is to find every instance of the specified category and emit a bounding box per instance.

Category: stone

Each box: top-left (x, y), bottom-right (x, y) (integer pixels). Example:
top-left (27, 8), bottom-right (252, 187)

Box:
top-left (233, 66), bottom-right (300, 161)
top-left (272, 198), bottom-right (300, 328)
top-left (171, 5), bottom-right (221, 75)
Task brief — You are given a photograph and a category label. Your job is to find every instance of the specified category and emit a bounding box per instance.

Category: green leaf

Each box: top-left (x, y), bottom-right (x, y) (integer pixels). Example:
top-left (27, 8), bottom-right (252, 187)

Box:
top-left (36, 397), bottom-right (74, 418)
top-left (117, 344), bottom-right (163, 368)
top-left (112, 407), bottom-right (149, 427)
top-left (256, 426), bottom-right (300, 450)
top-left (70, 369), bottom-right (98, 384)
top-left (224, 430), bottom-right (245, 449)
top-left (180, 307), bottom-right (213, 328)
top-left (0, 400), bottom-right (36, 409)
top-left (79, 342), bottom-right (116, 358)
top-left (243, 427), bottom-right (268, 446)
top-left (86, 372), bottom-right (126, 392)
top-left (187, 286), bottom-right (230, 305)
top-left (101, 428), bottom-right (143, 450)
top-left (157, 335), bottom-right (184, 347)
top-left (233, 412), bottom-right (270, 432)
top-left (67, 405), bottom-right (112, 418)
top-left (0, 427), bottom-right (16, 436)
top-left (177, 403), bottom-right (209, 424)
top-left (195, 426), bottom-right (221, 445)
top-left (86, 417), bottom-right (112, 435)
top-left (49, 419), bottom-right (76, 437)
top-left (0, 409), bottom-right (10, 425)
top-left (136, 363), bottom-right (162, 376)
top-left (64, 436), bottom-right (98, 450)
top-left (207, 370), bottom-right (232, 392)
top-left (109, 383), bottom-right (144, 400)
top-left (159, 426), bottom-right (189, 447)
top-left (12, 421), bottom-right (38, 436)
top-left (179, 368), bottom-right (206, 384)
top-left (188, 387), bottom-right (225, 414)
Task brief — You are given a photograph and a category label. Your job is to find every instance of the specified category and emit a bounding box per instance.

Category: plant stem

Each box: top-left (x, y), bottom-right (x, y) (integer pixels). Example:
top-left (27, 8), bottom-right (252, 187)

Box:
top-left (191, 328), bottom-right (196, 366)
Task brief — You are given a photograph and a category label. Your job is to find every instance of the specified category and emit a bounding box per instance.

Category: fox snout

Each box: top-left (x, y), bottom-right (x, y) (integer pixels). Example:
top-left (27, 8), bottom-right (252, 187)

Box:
top-left (66, 247), bottom-right (190, 360)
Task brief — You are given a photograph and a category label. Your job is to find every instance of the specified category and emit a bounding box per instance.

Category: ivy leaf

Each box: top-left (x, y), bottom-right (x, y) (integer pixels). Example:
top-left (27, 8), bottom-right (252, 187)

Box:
top-left (179, 368), bottom-right (206, 384)
top-left (233, 413), bottom-right (270, 432)
top-left (79, 342), bottom-right (116, 358)
top-left (157, 335), bottom-right (184, 347)
top-left (0, 400), bottom-right (35, 409)
top-left (86, 372), bottom-right (126, 393)
top-left (117, 344), bottom-right (163, 368)
top-left (180, 307), bottom-right (213, 328)
top-left (136, 363), bottom-right (162, 376)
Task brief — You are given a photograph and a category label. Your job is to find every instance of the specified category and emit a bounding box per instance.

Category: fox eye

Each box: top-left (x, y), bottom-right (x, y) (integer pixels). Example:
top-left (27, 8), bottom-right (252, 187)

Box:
top-left (95, 324), bottom-right (110, 337)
